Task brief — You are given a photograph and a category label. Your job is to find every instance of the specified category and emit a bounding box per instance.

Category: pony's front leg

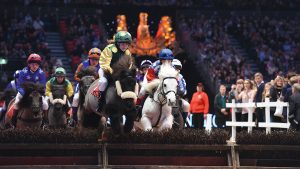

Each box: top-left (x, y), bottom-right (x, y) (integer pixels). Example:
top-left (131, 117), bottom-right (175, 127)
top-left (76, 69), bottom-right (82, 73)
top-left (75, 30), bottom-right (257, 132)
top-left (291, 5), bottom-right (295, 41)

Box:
top-left (158, 114), bottom-right (174, 131)
top-left (124, 110), bottom-right (136, 133)
top-left (110, 113), bottom-right (122, 135)
top-left (140, 115), bottom-right (152, 131)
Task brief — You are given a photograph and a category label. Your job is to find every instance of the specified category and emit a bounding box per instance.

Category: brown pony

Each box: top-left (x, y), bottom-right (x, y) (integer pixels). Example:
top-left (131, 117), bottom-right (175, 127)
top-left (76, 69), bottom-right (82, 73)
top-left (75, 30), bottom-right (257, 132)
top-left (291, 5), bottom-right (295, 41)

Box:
top-left (6, 82), bottom-right (45, 128)
top-left (0, 89), bottom-right (17, 129)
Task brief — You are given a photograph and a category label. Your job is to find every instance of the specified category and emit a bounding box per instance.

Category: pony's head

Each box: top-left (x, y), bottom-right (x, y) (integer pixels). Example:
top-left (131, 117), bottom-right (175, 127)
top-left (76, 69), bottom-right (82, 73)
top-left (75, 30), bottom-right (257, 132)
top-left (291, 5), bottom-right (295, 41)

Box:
top-left (115, 68), bottom-right (138, 110)
top-left (78, 66), bottom-right (97, 101)
top-left (19, 82), bottom-right (44, 116)
top-left (50, 84), bottom-right (66, 114)
top-left (158, 64), bottom-right (178, 106)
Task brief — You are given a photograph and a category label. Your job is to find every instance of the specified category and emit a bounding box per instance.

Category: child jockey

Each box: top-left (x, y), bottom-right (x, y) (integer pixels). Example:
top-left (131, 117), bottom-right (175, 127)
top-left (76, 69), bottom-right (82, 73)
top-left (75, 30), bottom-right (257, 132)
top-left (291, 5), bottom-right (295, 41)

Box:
top-left (97, 31), bottom-right (133, 112)
top-left (137, 48), bottom-right (174, 105)
top-left (72, 47), bottom-right (101, 123)
top-left (45, 67), bottom-right (74, 104)
top-left (172, 59), bottom-right (190, 127)
top-left (11, 53), bottom-right (48, 127)
top-left (136, 60), bottom-right (152, 87)
top-left (0, 70), bottom-right (20, 119)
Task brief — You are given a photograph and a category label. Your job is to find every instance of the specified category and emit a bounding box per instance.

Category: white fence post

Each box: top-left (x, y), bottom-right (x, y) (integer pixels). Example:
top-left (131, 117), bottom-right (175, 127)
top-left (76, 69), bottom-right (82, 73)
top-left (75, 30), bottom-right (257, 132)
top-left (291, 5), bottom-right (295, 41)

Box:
top-left (247, 100), bottom-right (254, 133)
top-left (205, 114), bottom-right (212, 133)
top-left (265, 98), bottom-right (271, 134)
top-left (231, 99), bottom-right (236, 142)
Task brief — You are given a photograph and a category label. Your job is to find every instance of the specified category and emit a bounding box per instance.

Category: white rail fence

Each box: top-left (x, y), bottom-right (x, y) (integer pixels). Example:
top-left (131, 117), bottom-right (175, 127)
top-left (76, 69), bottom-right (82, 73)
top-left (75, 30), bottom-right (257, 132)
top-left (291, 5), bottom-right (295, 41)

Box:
top-left (226, 98), bottom-right (290, 142)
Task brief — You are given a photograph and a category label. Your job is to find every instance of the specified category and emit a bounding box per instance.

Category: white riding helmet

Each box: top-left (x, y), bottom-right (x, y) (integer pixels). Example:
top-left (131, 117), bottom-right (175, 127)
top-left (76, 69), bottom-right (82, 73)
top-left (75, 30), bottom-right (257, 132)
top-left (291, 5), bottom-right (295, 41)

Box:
top-left (172, 59), bottom-right (182, 70)
top-left (140, 60), bottom-right (152, 69)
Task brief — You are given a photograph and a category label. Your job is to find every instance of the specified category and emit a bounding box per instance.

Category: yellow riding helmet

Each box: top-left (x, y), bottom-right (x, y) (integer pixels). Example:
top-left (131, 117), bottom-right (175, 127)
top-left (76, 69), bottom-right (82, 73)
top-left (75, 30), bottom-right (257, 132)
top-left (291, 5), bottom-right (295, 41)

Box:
top-left (88, 47), bottom-right (101, 59)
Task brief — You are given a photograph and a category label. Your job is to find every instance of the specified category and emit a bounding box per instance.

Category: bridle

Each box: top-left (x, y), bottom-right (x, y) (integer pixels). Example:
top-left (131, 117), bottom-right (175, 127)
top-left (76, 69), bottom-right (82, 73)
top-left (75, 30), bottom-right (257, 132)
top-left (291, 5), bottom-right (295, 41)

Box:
top-left (152, 76), bottom-right (177, 127)
top-left (153, 77), bottom-right (177, 106)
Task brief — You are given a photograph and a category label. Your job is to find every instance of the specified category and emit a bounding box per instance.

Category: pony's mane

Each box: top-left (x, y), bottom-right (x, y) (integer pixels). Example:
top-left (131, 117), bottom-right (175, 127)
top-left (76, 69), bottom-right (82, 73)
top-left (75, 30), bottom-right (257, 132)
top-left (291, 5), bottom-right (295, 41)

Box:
top-left (77, 66), bottom-right (98, 79)
top-left (18, 82), bottom-right (44, 108)
top-left (111, 54), bottom-right (136, 81)
top-left (51, 85), bottom-right (66, 98)
top-left (158, 64), bottom-right (178, 79)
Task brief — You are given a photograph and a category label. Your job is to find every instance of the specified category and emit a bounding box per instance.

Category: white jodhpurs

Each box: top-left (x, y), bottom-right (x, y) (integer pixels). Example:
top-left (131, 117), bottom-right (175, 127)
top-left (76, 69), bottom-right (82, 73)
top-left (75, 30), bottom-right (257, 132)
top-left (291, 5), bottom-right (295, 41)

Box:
top-left (72, 92), bottom-right (79, 107)
top-left (98, 68), bottom-right (108, 92)
top-left (181, 98), bottom-right (190, 113)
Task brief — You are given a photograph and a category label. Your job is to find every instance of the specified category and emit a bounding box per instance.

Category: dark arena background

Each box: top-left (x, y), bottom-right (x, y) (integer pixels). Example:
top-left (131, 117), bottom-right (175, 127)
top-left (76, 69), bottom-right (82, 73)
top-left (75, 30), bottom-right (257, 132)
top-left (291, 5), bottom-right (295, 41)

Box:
top-left (0, 0), bottom-right (300, 168)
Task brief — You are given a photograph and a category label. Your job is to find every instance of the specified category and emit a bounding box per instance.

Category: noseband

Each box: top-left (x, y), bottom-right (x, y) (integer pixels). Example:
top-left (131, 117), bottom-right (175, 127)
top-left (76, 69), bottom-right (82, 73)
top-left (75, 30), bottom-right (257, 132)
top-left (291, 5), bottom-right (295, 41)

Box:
top-left (161, 77), bottom-right (177, 96)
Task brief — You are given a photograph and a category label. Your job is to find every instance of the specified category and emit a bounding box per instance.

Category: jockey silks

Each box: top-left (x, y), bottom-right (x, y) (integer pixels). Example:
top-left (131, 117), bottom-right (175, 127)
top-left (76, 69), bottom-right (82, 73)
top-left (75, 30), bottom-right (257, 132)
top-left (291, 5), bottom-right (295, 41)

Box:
top-left (17, 67), bottom-right (46, 96)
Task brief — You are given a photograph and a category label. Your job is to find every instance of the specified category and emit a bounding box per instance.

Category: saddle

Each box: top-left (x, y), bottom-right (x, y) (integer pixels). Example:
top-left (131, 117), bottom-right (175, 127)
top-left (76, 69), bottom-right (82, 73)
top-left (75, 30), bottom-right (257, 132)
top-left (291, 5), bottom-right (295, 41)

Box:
top-left (91, 84), bottom-right (101, 98)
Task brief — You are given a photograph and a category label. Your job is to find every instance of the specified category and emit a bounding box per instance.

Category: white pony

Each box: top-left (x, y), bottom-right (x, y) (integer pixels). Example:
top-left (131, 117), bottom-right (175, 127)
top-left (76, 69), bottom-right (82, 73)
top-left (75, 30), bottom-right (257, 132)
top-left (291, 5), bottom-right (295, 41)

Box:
top-left (135, 63), bottom-right (178, 131)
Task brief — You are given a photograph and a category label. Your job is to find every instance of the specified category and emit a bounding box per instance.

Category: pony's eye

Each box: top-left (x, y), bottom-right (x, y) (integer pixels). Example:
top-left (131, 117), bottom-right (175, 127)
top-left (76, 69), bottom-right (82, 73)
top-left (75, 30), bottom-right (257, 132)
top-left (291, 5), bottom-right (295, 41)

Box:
top-left (164, 84), bottom-right (167, 87)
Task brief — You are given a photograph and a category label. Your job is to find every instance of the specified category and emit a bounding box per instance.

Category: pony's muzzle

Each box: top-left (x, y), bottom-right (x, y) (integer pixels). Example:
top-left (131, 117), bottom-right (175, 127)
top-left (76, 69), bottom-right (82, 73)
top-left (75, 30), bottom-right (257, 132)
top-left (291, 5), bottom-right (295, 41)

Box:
top-left (168, 99), bottom-right (176, 107)
top-left (32, 106), bottom-right (41, 115)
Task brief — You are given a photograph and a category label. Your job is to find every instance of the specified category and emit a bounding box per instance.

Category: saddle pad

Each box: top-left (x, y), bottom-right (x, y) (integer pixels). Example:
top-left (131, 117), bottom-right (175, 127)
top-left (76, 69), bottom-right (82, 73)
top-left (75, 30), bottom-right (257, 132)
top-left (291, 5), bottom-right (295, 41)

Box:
top-left (91, 84), bottom-right (100, 98)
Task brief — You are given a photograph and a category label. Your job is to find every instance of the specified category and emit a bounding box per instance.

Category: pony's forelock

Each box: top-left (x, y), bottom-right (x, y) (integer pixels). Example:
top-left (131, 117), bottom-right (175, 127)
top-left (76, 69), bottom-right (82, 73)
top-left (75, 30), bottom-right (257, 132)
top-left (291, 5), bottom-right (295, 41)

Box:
top-left (77, 66), bottom-right (97, 79)
top-left (158, 64), bottom-right (178, 80)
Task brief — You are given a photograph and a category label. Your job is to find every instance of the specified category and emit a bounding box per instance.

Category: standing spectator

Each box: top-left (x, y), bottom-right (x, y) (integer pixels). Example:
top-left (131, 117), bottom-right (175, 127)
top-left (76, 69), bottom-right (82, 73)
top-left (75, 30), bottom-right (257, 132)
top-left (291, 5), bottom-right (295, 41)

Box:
top-left (238, 79), bottom-right (256, 122)
top-left (189, 83), bottom-right (209, 129)
top-left (270, 76), bottom-right (285, 122)
top-left (262, 82), bottom-right (272, 102)
top-left (254, 72), bottom-right (265, 123)
top-left (288, 83), bottom-right (300, 131)
top-left (214, 85), bottom-right (230, 128)
top-left (229, 79), bottom-right (244, 131)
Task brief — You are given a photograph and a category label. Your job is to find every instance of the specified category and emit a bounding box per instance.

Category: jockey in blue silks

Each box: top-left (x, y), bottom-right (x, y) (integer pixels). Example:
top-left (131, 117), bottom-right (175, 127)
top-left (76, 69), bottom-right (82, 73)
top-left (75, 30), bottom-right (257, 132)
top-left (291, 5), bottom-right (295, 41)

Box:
top-left (71, 47), bottom-right (101, 123)
top-left (137, 49), bottom-right (190, 124)
top-left (11, 53), bottom-right (48, 127)
top-left (4, 70), bottom-right (21, 92)
top-left (137, 48), bottom-right (174, 104)
top-left (0, 70), bottom-right (20, 119)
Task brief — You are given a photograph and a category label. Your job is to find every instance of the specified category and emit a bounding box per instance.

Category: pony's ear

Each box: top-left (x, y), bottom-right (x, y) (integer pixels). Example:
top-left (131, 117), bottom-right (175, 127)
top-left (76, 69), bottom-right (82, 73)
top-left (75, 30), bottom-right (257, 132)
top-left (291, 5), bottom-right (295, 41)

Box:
top-left (129, 68), bottom-right (136, 77)
top-left (77, 66), bottom-right (97, 79)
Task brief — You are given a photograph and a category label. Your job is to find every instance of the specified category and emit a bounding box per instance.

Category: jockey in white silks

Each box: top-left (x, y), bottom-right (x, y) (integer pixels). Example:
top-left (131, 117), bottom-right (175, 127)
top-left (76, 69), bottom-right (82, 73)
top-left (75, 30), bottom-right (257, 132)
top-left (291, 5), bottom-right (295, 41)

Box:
top-left (137, 49), bottom-right (190, 116)
top-left (171, 59), bottom-right (190, 126)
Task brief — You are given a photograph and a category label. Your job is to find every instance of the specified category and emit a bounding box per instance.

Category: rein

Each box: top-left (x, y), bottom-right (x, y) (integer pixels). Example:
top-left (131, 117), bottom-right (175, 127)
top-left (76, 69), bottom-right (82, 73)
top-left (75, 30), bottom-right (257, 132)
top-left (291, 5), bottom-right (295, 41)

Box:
top-left (18, 115), bottom-right (43, 123)
top-left (152, 76), bottom-right (177, 127)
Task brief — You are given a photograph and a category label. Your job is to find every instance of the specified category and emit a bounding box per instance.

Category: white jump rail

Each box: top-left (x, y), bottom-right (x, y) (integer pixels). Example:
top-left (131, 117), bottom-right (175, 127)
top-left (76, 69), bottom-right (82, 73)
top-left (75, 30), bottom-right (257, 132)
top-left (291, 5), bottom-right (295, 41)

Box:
top-left (226, 98), bottom-right (290, 142)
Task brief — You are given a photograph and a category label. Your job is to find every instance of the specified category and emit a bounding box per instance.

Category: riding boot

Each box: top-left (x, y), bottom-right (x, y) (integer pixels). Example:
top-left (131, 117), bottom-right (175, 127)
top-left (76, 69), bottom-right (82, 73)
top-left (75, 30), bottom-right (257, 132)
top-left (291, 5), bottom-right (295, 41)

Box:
top-left (42, 110), bottom-right (49, 125)
top-left (135, 94), bottom-right (148, 121)
top-left (96, 92), bottom-right (105, 112)
top-left (72, 107), bottom-right (78, 122)
top-left (11, 109), bottom-right (19, 127)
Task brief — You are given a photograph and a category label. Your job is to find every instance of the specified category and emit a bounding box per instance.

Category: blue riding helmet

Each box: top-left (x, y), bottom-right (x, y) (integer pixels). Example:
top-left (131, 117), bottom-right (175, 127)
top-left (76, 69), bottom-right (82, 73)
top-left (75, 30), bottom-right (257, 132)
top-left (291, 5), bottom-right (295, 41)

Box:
top-left (158, 48), bottom-right (174, 60)
top-left (13, 70), bottom-right (21, 79)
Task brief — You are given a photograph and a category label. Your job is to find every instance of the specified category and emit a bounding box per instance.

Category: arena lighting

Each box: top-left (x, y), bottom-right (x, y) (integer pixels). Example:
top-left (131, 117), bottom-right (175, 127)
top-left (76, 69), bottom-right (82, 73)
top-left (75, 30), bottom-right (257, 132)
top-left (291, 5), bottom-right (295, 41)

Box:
top-left (0, 58), bottom-right (7, 65)
top-left (115, 13), bottom-right (176, 56)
